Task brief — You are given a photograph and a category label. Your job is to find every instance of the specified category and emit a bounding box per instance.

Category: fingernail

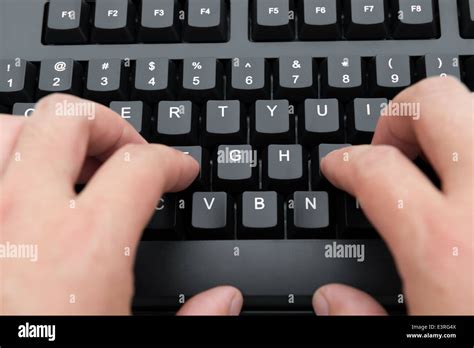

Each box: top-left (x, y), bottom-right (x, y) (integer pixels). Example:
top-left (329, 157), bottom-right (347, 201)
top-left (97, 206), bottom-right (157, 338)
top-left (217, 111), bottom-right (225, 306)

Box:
top-left (314, 290), bottom-right (329, 316)
top-left (229, 291), bottom-right (243, 316)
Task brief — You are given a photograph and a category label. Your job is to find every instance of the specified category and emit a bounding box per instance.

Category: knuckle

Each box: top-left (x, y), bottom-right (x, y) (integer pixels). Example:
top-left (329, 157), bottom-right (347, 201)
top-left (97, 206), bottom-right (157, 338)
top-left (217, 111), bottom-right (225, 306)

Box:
top-left (35, 93), bottom-right (75, 113)
top-left (352, 145), bottom-right (402, 182)
top-left (413, 76), bottom-right (464, 100)
top-left (119, 143), bottom-right (143, 156)
top-left (350, 146), bottom-right (403, 197)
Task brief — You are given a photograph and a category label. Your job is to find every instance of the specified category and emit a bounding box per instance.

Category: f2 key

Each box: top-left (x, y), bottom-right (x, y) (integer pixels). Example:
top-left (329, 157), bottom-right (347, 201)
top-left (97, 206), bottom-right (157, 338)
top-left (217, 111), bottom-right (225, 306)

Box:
top-left (92, 0), bottom-right (136, 43)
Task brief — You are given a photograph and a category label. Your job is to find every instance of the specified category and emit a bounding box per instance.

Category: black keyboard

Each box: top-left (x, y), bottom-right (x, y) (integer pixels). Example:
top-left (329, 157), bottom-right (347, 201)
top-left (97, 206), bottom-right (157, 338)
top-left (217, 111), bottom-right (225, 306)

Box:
top-left (1, 0), bottom-right (473, 313)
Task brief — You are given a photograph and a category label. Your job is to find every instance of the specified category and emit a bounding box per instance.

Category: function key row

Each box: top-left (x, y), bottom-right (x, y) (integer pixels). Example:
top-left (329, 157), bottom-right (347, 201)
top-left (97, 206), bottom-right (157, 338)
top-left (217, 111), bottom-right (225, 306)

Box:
top-left (1, 56), bottom-right (472, 107)
top-left (252, 0), bottom-right (441, 41)
top-left (44, 0), bottom-right (228, 44)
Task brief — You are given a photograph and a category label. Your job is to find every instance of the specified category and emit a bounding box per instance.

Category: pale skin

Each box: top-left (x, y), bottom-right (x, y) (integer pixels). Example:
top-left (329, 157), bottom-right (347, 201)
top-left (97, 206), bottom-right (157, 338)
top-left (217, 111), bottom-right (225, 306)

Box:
top-left (0, 76), bottom-right (472, 315)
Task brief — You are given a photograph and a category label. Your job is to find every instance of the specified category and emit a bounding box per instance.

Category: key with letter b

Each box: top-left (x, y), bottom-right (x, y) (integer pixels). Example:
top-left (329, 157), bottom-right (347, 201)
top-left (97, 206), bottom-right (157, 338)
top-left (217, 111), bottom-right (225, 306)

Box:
top-left (238, 191), bottom-right (283, 239)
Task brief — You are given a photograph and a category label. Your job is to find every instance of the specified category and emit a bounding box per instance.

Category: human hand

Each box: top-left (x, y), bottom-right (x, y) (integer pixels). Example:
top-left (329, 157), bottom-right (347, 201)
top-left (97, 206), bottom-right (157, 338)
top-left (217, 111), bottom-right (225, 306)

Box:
top-left (313, 77), bottom-right (473, 315)
top-left (0, 94), bottom-right (243, 315)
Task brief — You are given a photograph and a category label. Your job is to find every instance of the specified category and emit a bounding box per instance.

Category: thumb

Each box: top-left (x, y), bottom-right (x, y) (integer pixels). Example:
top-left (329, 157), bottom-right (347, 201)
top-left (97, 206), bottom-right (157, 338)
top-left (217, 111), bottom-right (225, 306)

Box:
top-left (313, 284), bottom-right (388, 315)
top-left (177, 286), bottom-right (243, 316)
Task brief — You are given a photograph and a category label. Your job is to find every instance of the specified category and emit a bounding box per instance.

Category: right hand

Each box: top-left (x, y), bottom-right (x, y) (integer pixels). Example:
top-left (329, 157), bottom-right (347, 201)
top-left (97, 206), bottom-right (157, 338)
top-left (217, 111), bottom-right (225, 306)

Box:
top-left (313, 77), bottom-right (473, 315)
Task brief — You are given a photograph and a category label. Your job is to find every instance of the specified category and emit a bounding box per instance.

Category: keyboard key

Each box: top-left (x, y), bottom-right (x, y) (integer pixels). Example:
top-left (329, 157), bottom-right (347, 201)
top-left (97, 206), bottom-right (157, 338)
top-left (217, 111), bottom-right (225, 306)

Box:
top-left (312, 143), bottom-right (351, 188)
top-left (288, 191), bottom-right (331, 238)
top-left (321, 56), bottom-right (365, 101)
top-left (190, 192), bottom-right (234, 239)
top-left (156, 101), bottom-right (198, 145)
top-left (0, 59), bottom-right (36, 106)
top-left (252, 0), bottom-right (295, 41)
top-left (251, 100), bottom-right (294, 146)
top-left (228, 58), bottom-right (270, 103)
top-left (183, 0), bottom-right (227, 42)
top-left (460, 0), bottom-right (474, 38)
top-left (84, 59), bottom-right (129, 104)
top-left (138, 0), bottom-right (181, 42)
top-left (204, 100), bottom-right (245, 146)
top-left (344, 0), bottom-right (388, 39)
top-left (12, 103), bottom-right (36, 117)
top-left (174, 146), bottom-right (210, 188)
top-left (370, 55), bottom-right (412, 97)
top-left (299, 98), bottom-right (343, 145)
top-left (392, 0), bottom-right (438, 39)
top-left (132, 58), bottom-right (176, 103)
top-left (180, 58), bottom-right (223, 102)
top-left (110, 101), bottom-right (151, 137)
top-left (347, 98), bottom-right (387, 144)
top-left (274, 57), bottom-right (317, 101)
top-left (37, 59), bottom-right (83, 98)
top-left (465, 56), bottom-right (474, 90)
top-left (263, 145), bottom-right (307, 192)
top-left (92, 0), bottom-right (136, 43)
top-left (238, 191), bottom-right (283, 239)
top-left (214, 145), bottom-right (258, 192)
top-left (417, 54), bottom-right (461, 79)
top-left (45, 0), bottom-right (91, 44)
top-left (145, 194), bottom-right (183, 240)
top-left (342, 194), bottom-right (373, 236)
top-left (298, 0), bottom-right (341, 40)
